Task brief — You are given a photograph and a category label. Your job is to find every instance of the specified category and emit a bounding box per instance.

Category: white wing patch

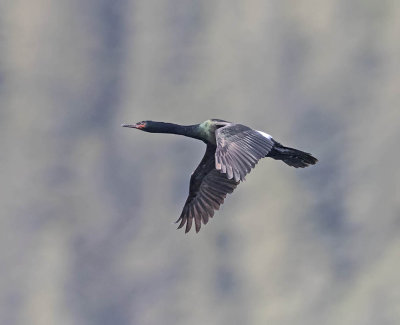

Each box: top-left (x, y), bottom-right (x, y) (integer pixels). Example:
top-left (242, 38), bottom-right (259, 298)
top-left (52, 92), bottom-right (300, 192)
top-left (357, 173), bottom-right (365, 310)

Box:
top-left (257, 130), bottom-right (273, 140)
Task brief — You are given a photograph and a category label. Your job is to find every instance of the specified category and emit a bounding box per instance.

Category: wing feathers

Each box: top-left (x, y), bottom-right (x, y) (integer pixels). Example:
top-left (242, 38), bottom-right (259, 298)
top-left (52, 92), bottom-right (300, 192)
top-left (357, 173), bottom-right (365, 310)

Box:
top-left (176, 124), bottom-right (274, 233)
top-left (176, 144), bottom-right (240, 233)
top-left (185, 212), bottom-right (193, 233)
top-left (215, 124), bottom-right (274, 181)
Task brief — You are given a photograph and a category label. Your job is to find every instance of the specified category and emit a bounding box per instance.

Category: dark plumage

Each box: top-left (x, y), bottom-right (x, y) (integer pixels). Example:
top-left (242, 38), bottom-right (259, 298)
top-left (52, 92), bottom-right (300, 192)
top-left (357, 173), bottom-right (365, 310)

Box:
top-left (122, 119), bottom-right (317, 233)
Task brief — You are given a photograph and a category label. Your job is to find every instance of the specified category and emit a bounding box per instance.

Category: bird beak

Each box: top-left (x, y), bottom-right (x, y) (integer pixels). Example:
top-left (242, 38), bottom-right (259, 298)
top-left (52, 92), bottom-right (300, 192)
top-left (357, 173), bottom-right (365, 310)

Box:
top-left (121, 123), bottom-right (146, 129)
top-left (121, 123), bottom-right (136, 128)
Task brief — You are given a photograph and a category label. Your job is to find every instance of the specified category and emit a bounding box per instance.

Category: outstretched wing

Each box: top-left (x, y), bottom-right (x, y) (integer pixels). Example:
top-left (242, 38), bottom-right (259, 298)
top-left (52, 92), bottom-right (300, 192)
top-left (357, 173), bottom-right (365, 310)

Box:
top-left (215, 124), bottom-right (274, 182)
top-left (176, 144), bottom-right (239, 233)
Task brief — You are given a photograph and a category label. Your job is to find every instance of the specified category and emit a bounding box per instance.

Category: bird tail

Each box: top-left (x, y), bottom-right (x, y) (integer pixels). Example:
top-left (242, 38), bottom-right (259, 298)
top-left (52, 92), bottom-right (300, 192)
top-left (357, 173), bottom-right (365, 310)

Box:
top-left (268, 143), bottom-right (318, 168)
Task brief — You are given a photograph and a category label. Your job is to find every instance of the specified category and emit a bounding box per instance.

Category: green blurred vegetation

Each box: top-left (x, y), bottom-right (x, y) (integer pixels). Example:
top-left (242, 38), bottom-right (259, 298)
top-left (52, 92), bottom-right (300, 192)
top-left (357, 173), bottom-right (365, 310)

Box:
top-left (0, 1), bottom-right (399, 324)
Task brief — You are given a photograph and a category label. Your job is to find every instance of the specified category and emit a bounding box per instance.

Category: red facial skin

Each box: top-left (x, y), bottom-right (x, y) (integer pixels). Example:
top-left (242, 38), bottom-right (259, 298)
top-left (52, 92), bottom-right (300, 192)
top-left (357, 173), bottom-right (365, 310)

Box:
top-left (135, 123), bottom-right (146, 129)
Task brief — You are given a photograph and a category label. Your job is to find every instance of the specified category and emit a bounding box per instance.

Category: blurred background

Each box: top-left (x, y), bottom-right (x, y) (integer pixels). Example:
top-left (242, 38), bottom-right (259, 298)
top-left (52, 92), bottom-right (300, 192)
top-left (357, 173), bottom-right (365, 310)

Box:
top-left (1, 1), bottom-right (399, 324)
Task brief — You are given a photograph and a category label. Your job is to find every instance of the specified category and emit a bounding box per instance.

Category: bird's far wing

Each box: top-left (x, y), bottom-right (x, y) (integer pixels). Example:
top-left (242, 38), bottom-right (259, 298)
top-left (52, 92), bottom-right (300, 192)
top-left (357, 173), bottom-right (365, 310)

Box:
top-left (215, 124), bottom-right (274, 182)
top-left (176, 144), bottom-right (239, 233)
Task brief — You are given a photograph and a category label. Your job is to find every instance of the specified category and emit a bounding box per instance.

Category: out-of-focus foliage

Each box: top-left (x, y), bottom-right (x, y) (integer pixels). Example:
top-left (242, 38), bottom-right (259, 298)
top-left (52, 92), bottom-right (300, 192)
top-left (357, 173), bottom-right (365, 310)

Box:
top-left (0, 1), bottom-right (399, 324)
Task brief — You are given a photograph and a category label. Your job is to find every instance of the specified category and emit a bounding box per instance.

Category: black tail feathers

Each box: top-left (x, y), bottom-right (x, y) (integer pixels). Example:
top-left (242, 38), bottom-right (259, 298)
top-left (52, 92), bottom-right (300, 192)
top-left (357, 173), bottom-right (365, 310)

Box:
top-left (268, 143), bottom-right (318, 168)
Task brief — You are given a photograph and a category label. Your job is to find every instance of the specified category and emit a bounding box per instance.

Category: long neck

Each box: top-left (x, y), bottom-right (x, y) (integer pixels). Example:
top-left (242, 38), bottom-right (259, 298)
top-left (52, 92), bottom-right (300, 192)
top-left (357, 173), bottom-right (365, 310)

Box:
top-left (147, 122), bottom-right (204, 141)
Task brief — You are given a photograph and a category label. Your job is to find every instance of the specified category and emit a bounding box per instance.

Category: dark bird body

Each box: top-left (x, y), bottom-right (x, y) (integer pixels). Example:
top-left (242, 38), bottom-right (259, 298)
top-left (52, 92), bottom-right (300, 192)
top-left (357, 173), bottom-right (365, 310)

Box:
top-left (122, 119), bottom-right (317, 233)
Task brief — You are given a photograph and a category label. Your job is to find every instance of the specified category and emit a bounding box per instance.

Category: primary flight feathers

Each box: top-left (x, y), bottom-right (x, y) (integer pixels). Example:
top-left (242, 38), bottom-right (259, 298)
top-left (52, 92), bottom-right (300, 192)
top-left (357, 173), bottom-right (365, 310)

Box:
top-left (122, 119), bottom-right (317, 233)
